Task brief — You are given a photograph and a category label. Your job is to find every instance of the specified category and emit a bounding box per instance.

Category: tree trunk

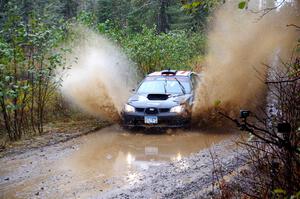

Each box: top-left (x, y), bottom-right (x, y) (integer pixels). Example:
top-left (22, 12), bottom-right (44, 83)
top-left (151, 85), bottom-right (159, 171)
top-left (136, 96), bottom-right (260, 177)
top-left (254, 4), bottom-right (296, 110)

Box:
top-left (0, 96), bottom-right (12, 140)
top-left (157, 0), bottom-right (169, 33)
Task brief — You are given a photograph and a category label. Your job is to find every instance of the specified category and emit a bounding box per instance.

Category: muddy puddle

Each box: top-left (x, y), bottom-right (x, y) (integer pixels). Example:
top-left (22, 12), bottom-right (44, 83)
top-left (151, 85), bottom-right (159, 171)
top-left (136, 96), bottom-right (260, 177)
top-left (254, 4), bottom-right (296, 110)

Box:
top-left (0, 125), bottom-right (235, 199)
top-left (61, 125), bottom-right (234, 187)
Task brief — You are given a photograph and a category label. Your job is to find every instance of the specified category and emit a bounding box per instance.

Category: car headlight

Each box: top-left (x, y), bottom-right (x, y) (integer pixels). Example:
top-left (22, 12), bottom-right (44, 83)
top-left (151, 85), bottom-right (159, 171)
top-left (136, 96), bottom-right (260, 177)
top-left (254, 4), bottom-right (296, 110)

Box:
top-left (124, 104), bottom-right (135, 112)
top-left (170, 105), bottom-right (185, 113)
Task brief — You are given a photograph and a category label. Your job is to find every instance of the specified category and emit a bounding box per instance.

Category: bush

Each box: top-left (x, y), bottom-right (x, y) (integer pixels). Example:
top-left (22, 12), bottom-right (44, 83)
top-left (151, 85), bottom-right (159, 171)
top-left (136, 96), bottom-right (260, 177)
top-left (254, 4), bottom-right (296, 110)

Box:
top-left (98, 21), bottom-right (206, 74)
top-left (0, 4), bottom-right (67, 140)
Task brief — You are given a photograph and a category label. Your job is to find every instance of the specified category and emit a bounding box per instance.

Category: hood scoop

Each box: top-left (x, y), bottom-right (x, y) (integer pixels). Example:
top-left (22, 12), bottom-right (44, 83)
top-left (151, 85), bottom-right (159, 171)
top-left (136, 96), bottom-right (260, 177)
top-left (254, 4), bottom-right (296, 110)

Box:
top-left (147, 94), bottom-right (169, 100)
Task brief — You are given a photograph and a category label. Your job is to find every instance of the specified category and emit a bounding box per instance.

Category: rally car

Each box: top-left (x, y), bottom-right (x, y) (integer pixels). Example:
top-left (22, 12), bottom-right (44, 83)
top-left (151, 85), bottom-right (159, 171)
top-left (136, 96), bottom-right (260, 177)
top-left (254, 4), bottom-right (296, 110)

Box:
top-left (121, 69), bottom-right (199, 129)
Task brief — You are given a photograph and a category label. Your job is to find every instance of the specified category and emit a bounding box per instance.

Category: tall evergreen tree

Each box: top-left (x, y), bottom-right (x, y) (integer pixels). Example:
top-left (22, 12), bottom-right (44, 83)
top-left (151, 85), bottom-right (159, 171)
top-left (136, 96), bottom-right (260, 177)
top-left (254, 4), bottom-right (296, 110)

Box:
top-left (62, 0), bottom-right (79, 19)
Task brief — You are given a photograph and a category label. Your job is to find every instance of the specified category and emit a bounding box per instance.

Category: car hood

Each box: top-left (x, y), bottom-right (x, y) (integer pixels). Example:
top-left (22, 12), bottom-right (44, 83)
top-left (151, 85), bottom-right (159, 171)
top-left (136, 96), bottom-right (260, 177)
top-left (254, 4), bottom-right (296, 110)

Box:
top-left (127, 93), bottom-right (192, 108)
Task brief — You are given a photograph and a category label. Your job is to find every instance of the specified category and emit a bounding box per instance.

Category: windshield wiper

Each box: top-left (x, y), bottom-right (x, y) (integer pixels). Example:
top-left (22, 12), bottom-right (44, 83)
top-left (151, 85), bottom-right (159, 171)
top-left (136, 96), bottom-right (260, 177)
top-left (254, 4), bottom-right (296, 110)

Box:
top-left (174, 77), bottom-right (186, 94)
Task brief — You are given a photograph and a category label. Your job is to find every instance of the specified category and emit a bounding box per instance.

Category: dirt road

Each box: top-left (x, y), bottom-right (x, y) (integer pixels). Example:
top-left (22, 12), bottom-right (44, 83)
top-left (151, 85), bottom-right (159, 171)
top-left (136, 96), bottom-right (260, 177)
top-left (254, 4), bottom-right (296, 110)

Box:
top-left (0, 125), bottom-right (242, 199)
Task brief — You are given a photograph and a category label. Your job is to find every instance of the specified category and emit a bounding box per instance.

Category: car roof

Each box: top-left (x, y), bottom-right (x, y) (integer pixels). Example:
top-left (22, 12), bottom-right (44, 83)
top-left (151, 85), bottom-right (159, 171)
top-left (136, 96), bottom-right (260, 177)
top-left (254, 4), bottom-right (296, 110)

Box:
top-left (148, 70), bottom-right (192, 77)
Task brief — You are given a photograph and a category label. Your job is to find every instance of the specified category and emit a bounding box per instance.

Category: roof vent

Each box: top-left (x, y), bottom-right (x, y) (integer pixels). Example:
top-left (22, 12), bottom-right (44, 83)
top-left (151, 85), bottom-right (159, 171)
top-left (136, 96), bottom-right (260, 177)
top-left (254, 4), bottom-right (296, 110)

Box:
top-left (161, 69), bottom-right (177, 76)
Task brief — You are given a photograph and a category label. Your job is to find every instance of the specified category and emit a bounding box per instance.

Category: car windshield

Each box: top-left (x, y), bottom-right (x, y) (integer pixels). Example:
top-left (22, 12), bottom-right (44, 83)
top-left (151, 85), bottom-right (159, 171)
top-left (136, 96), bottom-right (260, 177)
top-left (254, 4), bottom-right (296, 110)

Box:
top-left (137, 78), bottom-right (191, 94)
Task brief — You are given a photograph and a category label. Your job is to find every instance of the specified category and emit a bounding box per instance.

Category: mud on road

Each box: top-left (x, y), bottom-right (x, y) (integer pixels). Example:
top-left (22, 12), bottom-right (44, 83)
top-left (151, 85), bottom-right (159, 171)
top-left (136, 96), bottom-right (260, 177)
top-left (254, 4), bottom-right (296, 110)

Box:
top-left (0, 125), bottom-right (242, 199)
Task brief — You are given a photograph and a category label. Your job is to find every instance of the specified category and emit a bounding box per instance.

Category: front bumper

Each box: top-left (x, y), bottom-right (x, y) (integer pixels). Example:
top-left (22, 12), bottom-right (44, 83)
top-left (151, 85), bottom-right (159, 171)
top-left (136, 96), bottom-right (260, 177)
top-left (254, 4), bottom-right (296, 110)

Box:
top-left (121, 111), bottom-right (191, 128)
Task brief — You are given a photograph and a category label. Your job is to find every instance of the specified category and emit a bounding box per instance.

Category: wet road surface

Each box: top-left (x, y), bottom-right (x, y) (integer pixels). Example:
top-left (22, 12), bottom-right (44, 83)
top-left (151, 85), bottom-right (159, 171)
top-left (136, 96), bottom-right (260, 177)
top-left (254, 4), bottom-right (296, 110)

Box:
top-left (0, 125), bottom-right (235, 199)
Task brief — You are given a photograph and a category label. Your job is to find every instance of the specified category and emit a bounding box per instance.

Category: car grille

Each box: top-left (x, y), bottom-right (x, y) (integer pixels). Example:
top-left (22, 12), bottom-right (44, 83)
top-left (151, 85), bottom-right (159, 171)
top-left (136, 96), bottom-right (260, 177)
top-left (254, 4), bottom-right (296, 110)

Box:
top-left (145, 107), bottom-right (159, 114)
top-left (159, 108), bottom-right (170, 113)
top-left (136, 108), bottom-right (145, 112)
top-left (135, 107), bottom-right (170, 113)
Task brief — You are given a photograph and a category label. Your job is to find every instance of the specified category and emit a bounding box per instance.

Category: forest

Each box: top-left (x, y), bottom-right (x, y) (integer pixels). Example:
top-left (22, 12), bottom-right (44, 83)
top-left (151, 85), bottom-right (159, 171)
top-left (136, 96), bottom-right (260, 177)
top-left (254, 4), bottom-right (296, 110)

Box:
top-left (0, 0), bottom-right (299, 198)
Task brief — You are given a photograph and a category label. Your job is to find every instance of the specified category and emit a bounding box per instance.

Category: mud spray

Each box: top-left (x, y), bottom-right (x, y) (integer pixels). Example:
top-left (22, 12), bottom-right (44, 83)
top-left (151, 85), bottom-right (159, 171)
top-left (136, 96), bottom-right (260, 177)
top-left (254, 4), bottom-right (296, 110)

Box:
top-left (192, 0), bottom-right (299, 125)
top-left (59, 27), bottom-right (139, 121)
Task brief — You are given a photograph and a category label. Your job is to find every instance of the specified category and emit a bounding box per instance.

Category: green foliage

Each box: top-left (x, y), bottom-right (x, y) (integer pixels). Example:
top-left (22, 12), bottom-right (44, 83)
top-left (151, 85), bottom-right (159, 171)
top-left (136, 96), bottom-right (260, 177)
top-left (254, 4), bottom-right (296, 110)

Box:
top-left (238, 1), bottom-right (247, 9)
top-left (0, 1), bottom-right (67, 140)
top-left (182, 2), bottom-right (203, 10)
top-left (76, 11), bottom-right (97, 28)
top-left (214, 99), bottom-right (221, 107)
top-left (98, 23), bottom-right (206, 74)
top-left (272, 189), bottom-right (300, 199)
top-left (181, 0), bottom-right (221, 30)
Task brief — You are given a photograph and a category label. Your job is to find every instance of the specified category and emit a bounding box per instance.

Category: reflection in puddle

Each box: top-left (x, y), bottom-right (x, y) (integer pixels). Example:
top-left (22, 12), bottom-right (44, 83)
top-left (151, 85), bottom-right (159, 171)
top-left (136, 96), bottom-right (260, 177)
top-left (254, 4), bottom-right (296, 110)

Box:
top-left (126, 153), bottom-right (135, 165)
top-left (145, 146), bottom-right (158, 156)
top-left (61, 125), bottom-right (234, 190)
top-left (172, 152), bottom-right (182, 162)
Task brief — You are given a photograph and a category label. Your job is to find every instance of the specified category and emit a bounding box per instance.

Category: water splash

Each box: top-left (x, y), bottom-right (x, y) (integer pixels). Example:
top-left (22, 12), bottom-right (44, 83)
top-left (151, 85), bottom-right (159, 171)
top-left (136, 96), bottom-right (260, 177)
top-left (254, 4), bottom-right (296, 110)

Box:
top-left (59, 27), bottom-right (139, 121)
top-left (193, 0), bottom-right (299, 124)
